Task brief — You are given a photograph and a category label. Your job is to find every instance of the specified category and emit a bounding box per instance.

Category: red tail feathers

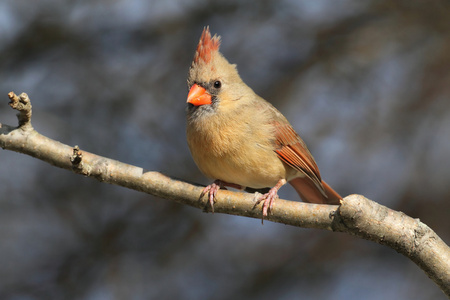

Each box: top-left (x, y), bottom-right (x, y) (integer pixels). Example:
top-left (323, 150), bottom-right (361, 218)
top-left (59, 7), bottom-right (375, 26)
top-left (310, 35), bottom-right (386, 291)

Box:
top-left (289, 177), bottom-right (341, 205)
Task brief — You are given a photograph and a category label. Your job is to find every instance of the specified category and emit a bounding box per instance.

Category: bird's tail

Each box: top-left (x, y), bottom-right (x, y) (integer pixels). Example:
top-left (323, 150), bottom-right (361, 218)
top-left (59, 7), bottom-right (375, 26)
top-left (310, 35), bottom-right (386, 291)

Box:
top-left (289, 177), bottom-right (341, 205)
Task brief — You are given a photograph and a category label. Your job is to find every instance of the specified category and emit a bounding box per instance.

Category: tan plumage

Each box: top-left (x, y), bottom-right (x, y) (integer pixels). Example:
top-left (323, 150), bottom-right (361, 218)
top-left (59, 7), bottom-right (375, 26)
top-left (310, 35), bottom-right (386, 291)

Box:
top-left (186, 27), bottom-right (341, 216)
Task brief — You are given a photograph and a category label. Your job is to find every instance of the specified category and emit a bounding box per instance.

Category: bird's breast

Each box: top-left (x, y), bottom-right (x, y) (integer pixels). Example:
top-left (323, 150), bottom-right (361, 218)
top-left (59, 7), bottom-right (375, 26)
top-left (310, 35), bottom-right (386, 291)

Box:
top-left (186, 111), bottom-right (288, 188)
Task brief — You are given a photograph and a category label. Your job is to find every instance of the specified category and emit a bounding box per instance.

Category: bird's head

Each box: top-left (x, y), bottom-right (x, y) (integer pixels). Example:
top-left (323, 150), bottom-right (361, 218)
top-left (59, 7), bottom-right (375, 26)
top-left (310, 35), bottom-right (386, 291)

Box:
top-left (187, 27), bottom-right (250, 116)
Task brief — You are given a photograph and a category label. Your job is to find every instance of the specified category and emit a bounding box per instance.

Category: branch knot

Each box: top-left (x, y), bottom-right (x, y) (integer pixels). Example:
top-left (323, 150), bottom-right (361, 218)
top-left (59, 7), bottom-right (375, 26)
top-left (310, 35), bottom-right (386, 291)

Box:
top-left (8, 91), bottom-right (33, 129)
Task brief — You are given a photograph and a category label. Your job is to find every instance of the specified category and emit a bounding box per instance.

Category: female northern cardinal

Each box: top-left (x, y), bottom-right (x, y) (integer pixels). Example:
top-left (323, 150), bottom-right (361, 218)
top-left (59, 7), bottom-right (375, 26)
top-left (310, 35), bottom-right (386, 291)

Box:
top-left (186, 27), bottom-right (341, 216)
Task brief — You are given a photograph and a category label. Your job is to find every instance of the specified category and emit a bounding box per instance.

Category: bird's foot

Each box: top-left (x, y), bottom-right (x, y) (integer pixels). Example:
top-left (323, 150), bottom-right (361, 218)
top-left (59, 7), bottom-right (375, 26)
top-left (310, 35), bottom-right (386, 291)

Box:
top-left (200, 180), bottom-right (242, 213)
top-left (255, 188), bottom-right (279, 218)
top-left (200, 180), bottom-right (222, 213)
top-left (254, 179), bottom-right (287, 221)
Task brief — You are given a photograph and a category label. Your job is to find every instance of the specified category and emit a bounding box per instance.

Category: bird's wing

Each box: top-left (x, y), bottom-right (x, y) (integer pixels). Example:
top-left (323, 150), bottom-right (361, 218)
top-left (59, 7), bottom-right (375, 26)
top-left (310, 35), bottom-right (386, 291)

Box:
top-left (273, 121), bottom-right (326, 196)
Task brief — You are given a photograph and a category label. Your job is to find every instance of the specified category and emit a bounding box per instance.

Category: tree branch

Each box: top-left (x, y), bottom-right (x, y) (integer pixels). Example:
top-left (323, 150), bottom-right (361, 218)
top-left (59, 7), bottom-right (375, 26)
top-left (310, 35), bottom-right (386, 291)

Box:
top-left (1, 92), bottom-right (449, 296)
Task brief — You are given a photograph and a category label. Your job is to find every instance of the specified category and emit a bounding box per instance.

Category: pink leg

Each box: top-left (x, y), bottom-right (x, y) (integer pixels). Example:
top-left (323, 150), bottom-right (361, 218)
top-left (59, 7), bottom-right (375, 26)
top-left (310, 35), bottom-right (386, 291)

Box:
top-left (200, 180), bottom-right (243, 213)
top-left (256, 179), bottom-right (287, 217)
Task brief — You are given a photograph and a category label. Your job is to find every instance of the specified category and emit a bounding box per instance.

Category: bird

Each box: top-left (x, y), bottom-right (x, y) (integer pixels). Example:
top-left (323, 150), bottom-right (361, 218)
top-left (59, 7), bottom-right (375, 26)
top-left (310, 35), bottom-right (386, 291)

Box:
top-left (186, 27), bottom-right (341, 217)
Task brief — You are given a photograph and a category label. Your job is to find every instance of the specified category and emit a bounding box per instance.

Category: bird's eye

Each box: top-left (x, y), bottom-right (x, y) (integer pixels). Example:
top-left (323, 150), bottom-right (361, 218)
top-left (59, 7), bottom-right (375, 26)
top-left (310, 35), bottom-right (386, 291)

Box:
top-left (213, 80), bottom-right (221, 89)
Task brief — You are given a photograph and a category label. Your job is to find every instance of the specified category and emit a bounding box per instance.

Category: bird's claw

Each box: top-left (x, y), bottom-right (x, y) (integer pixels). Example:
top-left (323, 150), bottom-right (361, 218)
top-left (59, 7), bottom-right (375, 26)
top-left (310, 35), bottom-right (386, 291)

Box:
top-left (255, 189), bottom-right (279, 218)
top-left (200, 180), bottom-right (223, 213)
top-left (254, 179), bottom-right (286, 223)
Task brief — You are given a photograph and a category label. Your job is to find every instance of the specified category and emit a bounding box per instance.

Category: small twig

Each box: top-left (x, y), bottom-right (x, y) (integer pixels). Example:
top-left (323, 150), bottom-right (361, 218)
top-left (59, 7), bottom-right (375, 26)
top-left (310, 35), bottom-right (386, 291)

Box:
top-left (8, 91), bottom-right (32, 129)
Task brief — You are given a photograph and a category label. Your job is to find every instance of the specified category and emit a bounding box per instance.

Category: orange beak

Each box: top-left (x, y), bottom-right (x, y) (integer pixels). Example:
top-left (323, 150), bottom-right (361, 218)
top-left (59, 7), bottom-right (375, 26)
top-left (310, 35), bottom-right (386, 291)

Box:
top-left (187, 84), bottom-right (212, 106)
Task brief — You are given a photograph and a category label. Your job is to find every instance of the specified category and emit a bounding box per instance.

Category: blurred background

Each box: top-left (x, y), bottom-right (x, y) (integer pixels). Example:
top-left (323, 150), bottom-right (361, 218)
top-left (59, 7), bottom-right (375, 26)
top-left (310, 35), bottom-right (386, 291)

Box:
top-left (0, 0), bottom-right (449, 299)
